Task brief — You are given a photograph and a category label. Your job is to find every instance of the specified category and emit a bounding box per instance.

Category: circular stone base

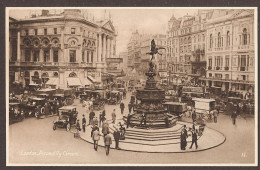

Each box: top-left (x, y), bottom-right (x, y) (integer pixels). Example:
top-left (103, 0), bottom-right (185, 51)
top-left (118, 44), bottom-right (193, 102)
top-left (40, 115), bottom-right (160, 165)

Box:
top-left (79, 120), bottom-right (226, 153)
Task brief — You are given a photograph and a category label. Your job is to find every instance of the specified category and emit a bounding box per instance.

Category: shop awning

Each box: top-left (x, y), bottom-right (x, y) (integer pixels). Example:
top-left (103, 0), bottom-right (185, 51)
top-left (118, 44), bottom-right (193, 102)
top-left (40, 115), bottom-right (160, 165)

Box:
top-left (83, 79), bottom-right (92, 86)
top-left (46, 78), bottom-right (59, 85)
top-left (87, 76), bottom-right (97, 83)
top-left (67, 77), bottom-right (82, 87)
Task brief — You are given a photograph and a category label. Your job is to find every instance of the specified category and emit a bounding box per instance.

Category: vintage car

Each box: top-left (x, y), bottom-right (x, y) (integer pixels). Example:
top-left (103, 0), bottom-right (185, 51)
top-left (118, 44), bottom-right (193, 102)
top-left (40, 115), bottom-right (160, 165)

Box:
top-left (54, 88), bottom-right (75, 105)
top-left (22, 97), bottom-right (46, 117)
top-left (163, 102), bottom-right (187, 118)
top-left (192, 98), bottom-right (216, 121)
top-left (107, 91), bottom-right (121, 105)
top-left (9, 102), bottom-right (24, 124)
top-left (53, 106), bottom-right (78, 131)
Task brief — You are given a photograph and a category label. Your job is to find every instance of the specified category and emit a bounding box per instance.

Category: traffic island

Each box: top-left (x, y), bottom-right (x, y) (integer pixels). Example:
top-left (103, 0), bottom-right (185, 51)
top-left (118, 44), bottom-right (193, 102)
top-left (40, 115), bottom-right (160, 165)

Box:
top-left (78, 120), bottom-right (226, 153)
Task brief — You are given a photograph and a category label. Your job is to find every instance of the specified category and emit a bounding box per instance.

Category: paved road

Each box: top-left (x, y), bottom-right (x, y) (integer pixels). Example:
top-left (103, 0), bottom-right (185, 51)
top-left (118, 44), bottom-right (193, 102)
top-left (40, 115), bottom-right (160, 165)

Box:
top-left (8, 93), bottom-right (255, 165)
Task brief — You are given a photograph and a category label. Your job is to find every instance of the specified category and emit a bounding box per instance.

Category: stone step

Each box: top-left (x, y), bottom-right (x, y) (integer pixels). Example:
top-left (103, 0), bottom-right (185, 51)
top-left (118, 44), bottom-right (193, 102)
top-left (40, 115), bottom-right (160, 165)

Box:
top-left (125, 130), bottom-right (181, 136)
top-left (124, 135), bottom-right (180, 142)
top-left (125, 132), bottom-right (180, 139)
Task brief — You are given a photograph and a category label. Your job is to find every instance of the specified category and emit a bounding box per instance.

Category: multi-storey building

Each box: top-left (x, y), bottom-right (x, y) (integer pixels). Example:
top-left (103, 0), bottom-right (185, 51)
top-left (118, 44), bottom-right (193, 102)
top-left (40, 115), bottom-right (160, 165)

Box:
top-left (127, 31), bottom-right (167, 80)
top-left (9, 9), bottom-right (117, 88)
top-left (202, 9), bottom-right (255, 94)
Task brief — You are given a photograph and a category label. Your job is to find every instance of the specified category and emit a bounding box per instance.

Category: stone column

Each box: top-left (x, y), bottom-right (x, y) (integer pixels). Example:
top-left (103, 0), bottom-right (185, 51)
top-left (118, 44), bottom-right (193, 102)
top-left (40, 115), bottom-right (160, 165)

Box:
top-left (102, 34), bottom-right (106, 62)
top-left (17, 31), bottom-right (21, 62)
top-left (94, 38), bottom-right (98, 64)
top-left (111, 38), bottom-right (114, 58)
top-left (98, 34), bottom-right (102, 62)
top-left (107, 37), bottom-right (110, 58)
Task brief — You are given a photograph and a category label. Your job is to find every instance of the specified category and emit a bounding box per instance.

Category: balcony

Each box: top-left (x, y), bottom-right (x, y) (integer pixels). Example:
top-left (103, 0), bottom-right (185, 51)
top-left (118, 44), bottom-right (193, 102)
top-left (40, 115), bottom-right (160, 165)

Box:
top-left (216, 66), bottom-right (220, 70)
top-left (208, 66), bottom-right (212, 70)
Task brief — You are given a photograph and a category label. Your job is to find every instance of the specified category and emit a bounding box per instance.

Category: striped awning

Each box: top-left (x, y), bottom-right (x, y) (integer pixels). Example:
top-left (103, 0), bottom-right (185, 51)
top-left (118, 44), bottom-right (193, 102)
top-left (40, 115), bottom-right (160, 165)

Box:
top-left (83, 79), bottom-right (92, 86)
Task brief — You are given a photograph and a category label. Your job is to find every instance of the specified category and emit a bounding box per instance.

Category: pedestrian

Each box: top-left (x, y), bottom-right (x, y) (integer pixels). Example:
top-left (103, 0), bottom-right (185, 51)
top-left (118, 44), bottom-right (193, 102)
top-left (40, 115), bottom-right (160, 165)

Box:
top-left (82, 114), bottom-right (86, 132)
top-left (192, 109), bottom-right (197, 122)
top-left (91, 124), bottom-right (99, 137)
top-left (140, 112), bottom-right (146, 126)
top-left (92, 116), bottom-right (98, 126)
top-left (180, 125), bottom-right (188, 150)
top-left (76, 119), bottom-right (81, 132)
top-left (112, 109), bottom-right (116, 124)
top-left (128, 103), bottom-right (132, 113)
top-left (113, 128), bottom-right (121, 149)
top-left (213, 110), bottom-right (217, 123)
top-left (120, 102), bottom-right (125, 115)
top-left (190, 129), bottom-right (198, 149)
top-left (126, 113), bottom-right (131, 128)
top-left (92, 128), bottom-right (101, 151)
top-left (99, 112), bottom-right (103, 127)
top-left (104, 133), bottom-right (112, 156)
top-left (102, 121), bottom-right (110, 138)
top-left (89, 110), bottom-right (95, 125)
top-left (231, 112), bottom-right (237, 125)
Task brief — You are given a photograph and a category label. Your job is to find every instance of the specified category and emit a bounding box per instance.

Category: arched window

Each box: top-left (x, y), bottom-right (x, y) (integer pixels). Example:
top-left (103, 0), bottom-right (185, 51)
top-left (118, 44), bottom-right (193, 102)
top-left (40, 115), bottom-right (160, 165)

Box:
top-left (243, 28), bottom-right (247, 45)
top-left (226, 31), bottom-right (230, 47)
top-left (34, 71), bottom-right (39, 76)
top-left (53, 72), bottom-right (59, 77)
top-left (24, 71), bottom-right (30, 77)
top-left (69, 72), bottom-right (77, 77)
top-left (210, 34), bottom-right (213, 48)
top-left (217, 32), bottom-right (221, 47)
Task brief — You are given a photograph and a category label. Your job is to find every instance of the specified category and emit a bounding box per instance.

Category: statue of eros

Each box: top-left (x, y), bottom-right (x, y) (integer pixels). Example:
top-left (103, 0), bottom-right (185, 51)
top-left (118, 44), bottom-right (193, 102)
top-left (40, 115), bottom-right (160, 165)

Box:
top-left (146, 39), bottom-right (166, 61)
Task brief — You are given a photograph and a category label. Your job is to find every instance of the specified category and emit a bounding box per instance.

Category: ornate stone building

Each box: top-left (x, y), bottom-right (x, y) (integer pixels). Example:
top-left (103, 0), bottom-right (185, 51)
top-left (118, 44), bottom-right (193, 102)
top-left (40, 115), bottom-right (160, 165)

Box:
top-left (9, 9), bottom-right (117, 88)
top-left (202, 9), bottom-right (255, 94)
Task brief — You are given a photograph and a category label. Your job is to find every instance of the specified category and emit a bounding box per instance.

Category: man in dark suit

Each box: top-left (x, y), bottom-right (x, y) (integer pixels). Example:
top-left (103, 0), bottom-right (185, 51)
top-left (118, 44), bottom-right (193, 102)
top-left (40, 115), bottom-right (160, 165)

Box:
top-left (82, 114), bottom-right (86, 132)
top-left (180, 125), bottom-right (188, 150)
top-left (113, 128), bottom-right (121, 149)
top-left (190, 129), bottom-right (198, 149)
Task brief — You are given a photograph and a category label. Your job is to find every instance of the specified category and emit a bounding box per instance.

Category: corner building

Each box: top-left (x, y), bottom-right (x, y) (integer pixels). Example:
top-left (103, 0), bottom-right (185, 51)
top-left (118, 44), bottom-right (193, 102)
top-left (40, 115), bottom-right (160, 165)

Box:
top-left (202, 9), bottom-right (255, 95)
top-left (9, 9), bottom-right (117, 88)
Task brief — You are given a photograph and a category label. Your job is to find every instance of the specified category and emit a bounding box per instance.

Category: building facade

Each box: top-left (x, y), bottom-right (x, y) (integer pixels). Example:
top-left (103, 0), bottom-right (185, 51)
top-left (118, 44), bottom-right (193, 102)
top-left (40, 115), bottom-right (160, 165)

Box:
top-left (203, 9), bottom-right (255, 94)
top-left (9, 9), bottom-right (117, 89)
top-left (127, 31), bottom-right (167, 80)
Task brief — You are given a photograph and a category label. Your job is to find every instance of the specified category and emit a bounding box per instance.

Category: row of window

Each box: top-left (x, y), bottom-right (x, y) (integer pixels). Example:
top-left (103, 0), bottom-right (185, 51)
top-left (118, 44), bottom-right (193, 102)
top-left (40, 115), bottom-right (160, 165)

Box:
top-left (208, 55), bottom-right (252, 67)
top-left (24, 27), bottom-right (96, 38)
top-left (23, 49), bottom-right (94, 63)
top-left (25, 28), bottom-right (57, 36)
top-left (209, 28), bottom-right (249, 48)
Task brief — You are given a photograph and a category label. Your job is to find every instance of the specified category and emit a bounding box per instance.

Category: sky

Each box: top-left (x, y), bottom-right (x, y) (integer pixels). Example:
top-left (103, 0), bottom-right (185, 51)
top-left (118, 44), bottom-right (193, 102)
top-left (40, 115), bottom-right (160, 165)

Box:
top-left (9, 8), bottom-right (198, 55)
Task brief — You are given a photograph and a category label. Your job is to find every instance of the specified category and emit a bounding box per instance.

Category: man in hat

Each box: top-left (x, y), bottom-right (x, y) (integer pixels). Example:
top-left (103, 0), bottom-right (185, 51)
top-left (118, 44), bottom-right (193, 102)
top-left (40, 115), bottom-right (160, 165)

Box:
top-left (102, 121), bottom-right (110, 139)
top-left (91, 124), bottom-right (99, 137)
top-left (190, 129), bottom-right (198, 149)
top-left (126, 113), bottom-right (132, 128)
top-left (113, 128), bottom-right (121, 149)
top-left (76, 119), bottom-right (81, 132)
top-left (180, 125), bottom-right (188, 150)
top-left (104, 133), bottom-right (112, 155)
top-left (92, 128), bottom-right (101, 151)
top-left (120, 102), bottom-right (125, 115)
top-left (92, 116), bottom-right (98, 126)
top-left (89, 110), bottom-right (95, 125)
top-left (112, 109), bottom-right (116, 124)
top-left (82, 114), bottom-right (86, 132)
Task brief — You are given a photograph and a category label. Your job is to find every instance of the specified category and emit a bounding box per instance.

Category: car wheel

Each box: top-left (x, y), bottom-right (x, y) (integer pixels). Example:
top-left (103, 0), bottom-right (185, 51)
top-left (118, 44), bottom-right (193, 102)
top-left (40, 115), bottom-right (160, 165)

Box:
top-left (53, 124), bottom-right (56, 130)
top-left (66, 124), bottom-right (71, 131)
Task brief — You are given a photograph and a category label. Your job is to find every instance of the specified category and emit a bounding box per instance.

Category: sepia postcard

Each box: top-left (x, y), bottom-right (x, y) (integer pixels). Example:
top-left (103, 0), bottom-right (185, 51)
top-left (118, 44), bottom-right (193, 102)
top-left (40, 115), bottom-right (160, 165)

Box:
top-left (6, 7), bottom-right (258, 166)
